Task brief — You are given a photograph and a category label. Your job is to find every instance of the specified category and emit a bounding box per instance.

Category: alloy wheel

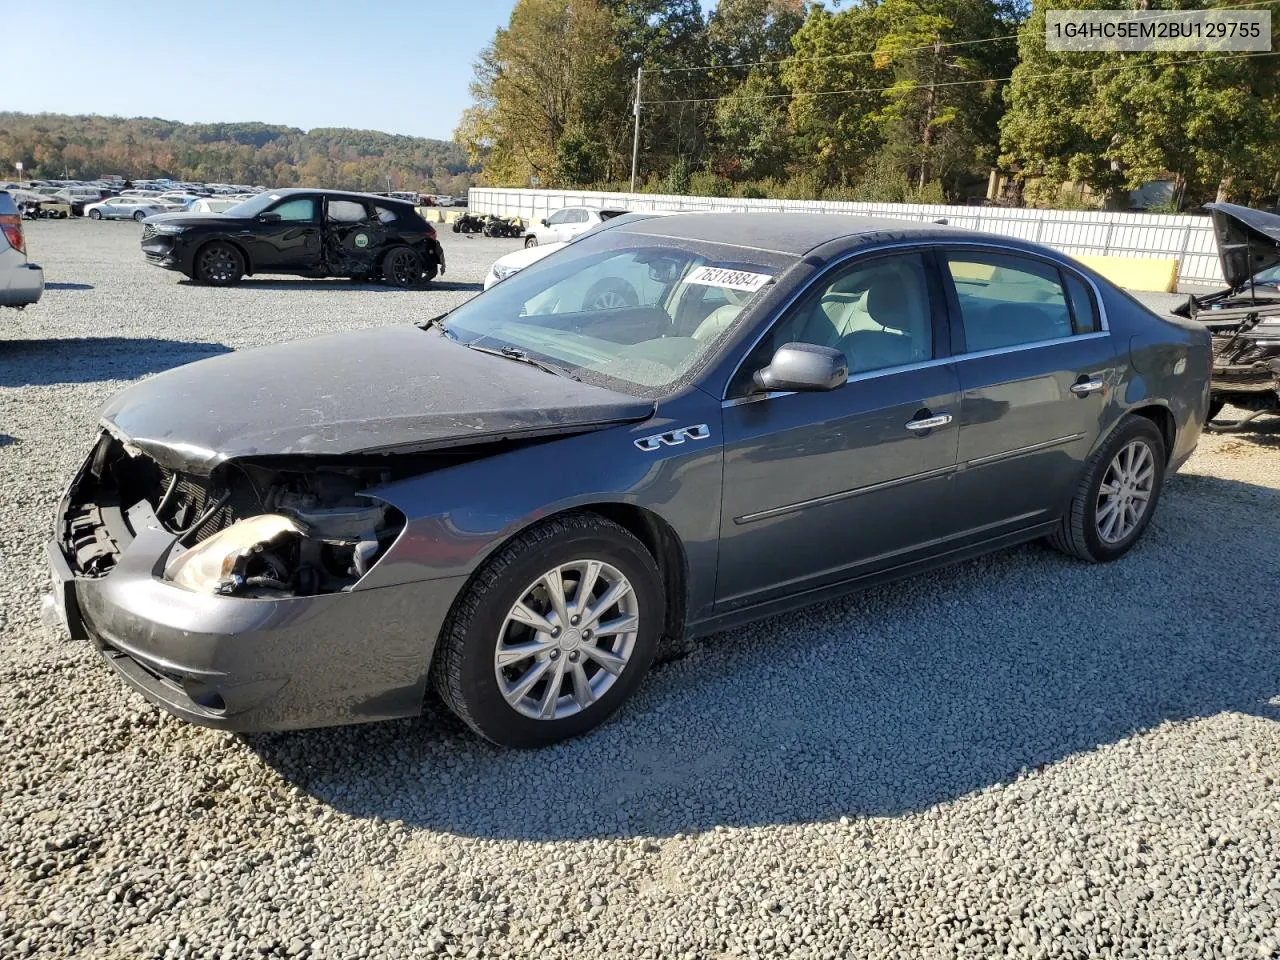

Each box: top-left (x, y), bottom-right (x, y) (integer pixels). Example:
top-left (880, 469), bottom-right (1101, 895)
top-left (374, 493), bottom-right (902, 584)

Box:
top-left (199, 247), bottom-right (238, 283)
top-left (493, 559), bottom-right (640, 721)
top-left (1096, 439), bottom-right (1156, 543)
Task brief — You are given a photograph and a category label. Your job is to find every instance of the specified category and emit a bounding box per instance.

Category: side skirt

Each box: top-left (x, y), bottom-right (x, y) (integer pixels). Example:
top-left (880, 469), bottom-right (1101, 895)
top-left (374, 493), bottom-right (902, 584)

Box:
top-left (687, 521), bottom-right (1059, 640)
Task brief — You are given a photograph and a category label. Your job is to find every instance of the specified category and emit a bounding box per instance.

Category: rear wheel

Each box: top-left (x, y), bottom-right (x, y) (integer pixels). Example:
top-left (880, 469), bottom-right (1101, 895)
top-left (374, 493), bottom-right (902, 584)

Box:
top-left (432, 513), bottom-right (664, 747)
top-left (194, 241), bottom-right (245, 286)
top-left (381, 246), bottom-right (425, 288)
top-left (1047, 416), bottom-right (1166, 563)
top-left (133, 210), bottom-right (147, 222)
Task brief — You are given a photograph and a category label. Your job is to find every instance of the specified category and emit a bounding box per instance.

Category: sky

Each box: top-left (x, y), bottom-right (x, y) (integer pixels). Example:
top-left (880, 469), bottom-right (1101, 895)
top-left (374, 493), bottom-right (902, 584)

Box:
top-left (6, 0), bottom-right (523, 141)
top-left (10, 0), bottom-right (724, 142)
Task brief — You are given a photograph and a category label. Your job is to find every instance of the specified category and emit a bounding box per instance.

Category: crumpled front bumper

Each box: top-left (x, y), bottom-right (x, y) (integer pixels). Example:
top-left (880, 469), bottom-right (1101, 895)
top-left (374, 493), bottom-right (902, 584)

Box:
top-left (45, 504), bottom-right (465, 732)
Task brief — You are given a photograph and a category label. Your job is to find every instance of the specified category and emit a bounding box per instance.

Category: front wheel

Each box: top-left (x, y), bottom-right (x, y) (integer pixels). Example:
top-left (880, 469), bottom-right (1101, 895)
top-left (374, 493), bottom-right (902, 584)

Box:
top-left (433, 513), bottom-right (664, 747)
top-left (194, 241), bottom-right (245, 285)
top-left (1047, 416), bottom-right (1166, 563)
top-left (88, 209), bottom-right (101, 220)
top-left (524, 235), bottom-right (538, 248)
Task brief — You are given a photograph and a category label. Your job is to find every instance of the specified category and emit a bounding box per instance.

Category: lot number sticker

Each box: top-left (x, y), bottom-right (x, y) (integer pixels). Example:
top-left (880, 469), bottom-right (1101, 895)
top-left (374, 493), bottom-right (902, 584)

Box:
top-left (685, 266), bottom-right (773, 292)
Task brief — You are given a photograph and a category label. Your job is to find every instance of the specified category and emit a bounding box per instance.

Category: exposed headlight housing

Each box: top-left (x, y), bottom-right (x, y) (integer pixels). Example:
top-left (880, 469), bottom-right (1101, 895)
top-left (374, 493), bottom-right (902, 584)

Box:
top-left (164, 515), bottom-right (301, 594)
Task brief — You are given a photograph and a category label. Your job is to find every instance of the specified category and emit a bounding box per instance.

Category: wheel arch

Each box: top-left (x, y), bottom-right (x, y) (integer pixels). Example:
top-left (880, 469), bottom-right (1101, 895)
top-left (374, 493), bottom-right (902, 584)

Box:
top-left (194, 235), bottom-right (254, 276)
top-left (1127, 402), bottom-right (1176, 464)
top-left (430, 501), bottom-right (691, 672)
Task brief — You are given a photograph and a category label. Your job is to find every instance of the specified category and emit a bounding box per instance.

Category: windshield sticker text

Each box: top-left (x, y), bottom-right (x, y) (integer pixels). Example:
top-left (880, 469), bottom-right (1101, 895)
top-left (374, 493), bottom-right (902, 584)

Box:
top-left (685, 266), bottom-right (773, 292)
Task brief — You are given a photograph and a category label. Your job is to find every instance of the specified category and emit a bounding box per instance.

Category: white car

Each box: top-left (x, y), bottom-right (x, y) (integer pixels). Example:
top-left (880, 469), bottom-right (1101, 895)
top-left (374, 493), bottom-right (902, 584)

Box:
top-left (84, 196), bottom-right (170, 221)
top-left (485, 211), bottom-right (674, 289)
top-left (0, 190), bottom-right (44, 308)
top-left (187, 197), bottom-right (240, 214)
top-left (483, 241), bottom-right (566, 289)
top-left (523, 207), bottom-right (629, 248)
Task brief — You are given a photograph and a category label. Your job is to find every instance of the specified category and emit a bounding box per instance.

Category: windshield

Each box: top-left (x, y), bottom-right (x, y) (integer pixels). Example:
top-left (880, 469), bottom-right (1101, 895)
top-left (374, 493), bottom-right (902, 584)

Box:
top-left (223, 192), bottom-right (287, 218)
top-left (442, 232), bottom-right (783, 394)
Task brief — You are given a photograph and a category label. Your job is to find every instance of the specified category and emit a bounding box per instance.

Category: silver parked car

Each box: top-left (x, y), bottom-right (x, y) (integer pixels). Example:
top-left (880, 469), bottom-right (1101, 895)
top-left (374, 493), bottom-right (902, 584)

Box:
top-left (0, 190), bottom-right (44, 308)
top-left (85, 196), bottom-right (169, 221)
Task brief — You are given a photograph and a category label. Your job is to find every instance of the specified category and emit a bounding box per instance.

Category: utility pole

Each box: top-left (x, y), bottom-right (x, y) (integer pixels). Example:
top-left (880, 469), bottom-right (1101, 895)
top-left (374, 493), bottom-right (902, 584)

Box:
top-left (630, 66), bottom-right (643, 193)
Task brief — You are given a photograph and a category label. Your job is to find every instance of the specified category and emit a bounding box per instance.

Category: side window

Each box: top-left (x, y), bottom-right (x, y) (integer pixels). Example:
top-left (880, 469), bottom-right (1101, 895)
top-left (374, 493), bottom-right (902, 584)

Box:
top-left (569, 209), bottom-right (590, 224)
top-left (271, 198), bottom-right (316, 222)
top-left (944, 252), bottom-right (1075, 352)
top-left (1064, 273), bottom-right (1101, 333)
top-left (735, 253), bottom-right (935, 393)
top-left (374, 205), bottom-right (399, 224)
top-left (546, 210), bottom-right (570, 225)
top-left (326, 199), bottom-right (369, 223)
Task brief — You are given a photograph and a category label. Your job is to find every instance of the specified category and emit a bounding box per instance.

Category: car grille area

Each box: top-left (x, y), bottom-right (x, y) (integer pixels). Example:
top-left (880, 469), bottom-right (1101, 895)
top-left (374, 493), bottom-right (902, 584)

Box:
top-left (59, 433), bottom-right (256, 578)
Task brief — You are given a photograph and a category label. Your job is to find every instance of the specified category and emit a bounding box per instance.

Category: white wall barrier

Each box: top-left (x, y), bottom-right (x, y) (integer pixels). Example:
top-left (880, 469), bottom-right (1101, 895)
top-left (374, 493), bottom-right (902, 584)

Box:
top-left (468, 187), bottom-right (1223, 286)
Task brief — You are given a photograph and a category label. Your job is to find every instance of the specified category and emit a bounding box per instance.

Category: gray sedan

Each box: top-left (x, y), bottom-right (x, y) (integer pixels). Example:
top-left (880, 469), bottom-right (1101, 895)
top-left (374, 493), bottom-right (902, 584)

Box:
top-left (46, 214), bottom-right (1212, 746)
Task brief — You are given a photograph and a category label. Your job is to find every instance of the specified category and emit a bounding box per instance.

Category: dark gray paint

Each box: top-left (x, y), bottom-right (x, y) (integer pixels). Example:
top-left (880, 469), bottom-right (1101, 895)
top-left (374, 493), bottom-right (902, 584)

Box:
top-left (49, 215), bottom-right (1212, 732)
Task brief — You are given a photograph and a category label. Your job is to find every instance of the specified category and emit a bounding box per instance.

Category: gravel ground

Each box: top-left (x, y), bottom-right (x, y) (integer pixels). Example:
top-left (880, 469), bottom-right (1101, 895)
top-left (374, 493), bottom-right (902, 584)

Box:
top-left (2, 219), bottom-right (1279, 959)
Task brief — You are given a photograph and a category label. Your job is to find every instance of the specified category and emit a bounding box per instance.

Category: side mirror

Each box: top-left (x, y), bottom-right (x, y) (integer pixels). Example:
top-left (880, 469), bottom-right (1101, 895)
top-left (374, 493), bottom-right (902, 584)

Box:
top-left (258, 212), bottom-right (282, 223)
top-left (753, 343), bottom-right (847, 393)
top-left (540, 218), bottom-right (549, 227)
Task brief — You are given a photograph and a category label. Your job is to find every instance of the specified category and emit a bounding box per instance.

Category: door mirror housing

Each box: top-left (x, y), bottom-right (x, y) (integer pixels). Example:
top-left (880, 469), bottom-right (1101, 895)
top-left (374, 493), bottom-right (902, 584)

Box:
top-left (752, 343), bottom-right (848, 393)
top-left (540, 218), bottom-right (549, 227)
top-left (258, 212), bottom-right (282, 223)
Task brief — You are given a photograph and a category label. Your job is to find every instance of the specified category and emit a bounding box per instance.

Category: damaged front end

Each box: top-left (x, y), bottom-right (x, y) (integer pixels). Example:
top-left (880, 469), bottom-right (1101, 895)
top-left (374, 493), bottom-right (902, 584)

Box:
top-left (60, 430), bottom-right (406, 598)
top-left (1174, 203), bottom-right (1280, 429)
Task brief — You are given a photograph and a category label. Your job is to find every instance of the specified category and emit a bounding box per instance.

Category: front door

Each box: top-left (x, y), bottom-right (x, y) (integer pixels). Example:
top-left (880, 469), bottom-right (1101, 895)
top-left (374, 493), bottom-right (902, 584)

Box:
top-left (243, 195), bottom-right (322, 270)
top-left (717, 250), bottom-right (962, 608)
top-left (939, 248), bottom-right (1119, 538)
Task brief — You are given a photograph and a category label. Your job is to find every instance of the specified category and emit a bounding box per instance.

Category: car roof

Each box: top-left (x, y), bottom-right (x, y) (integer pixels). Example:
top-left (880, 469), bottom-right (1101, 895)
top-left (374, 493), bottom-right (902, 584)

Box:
top-left (262, 187), bottom-right (418, 208)
top-left (611, 211), bottom-right (966, 256)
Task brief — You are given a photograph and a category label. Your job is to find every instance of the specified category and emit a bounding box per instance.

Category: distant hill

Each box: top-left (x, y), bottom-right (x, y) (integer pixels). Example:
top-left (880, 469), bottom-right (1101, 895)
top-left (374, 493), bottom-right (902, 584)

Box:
top-left (0, 112), bottom-right (481, 194)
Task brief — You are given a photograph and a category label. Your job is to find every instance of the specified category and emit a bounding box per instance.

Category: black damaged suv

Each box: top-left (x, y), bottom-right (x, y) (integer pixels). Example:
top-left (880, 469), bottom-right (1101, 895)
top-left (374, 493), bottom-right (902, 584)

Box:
top-left (140, 188), bottom-right (444, 287)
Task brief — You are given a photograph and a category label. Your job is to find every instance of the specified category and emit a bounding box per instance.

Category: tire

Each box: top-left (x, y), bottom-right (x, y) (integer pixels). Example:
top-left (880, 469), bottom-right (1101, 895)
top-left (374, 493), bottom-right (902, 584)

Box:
top-left (1047, 416), bottom-right (1166, 563)
top-left (452, 223), bottom-right (461, 233)
top-left (582, 278), bottom-right (639, 311)
top-left (524, 236), bottom-right (538, 248)
top-left (88, 209), bottom-right (101, 220)
top-left (133, 210), bottom-right (147, 222)
top-left (432, 512), bottom-right (665, 747)
top-left (193, 241), bottom-right (245, 286)
top-left (381, 246), bottom-right (424, 288)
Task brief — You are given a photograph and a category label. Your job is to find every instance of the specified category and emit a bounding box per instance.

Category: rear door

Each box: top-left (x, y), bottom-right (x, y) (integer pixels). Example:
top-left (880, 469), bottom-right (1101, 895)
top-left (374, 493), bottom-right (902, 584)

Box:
top-left (939, 247), bottom-right (1118, 540)
top-left (322, 197), bottom-right (386, 276)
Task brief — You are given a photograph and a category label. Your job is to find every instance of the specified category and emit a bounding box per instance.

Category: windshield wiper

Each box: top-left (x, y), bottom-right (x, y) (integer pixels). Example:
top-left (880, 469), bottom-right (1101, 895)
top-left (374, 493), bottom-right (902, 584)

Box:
top-left (419, 312), bottom-right (453, 337)
top-left (464, 342), bottom-right (578, 380)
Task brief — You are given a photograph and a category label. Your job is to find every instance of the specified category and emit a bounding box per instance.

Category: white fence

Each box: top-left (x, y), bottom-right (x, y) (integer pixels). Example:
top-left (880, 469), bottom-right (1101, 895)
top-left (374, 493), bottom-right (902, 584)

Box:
top-left (469, 187), bottom-right (1223, 285)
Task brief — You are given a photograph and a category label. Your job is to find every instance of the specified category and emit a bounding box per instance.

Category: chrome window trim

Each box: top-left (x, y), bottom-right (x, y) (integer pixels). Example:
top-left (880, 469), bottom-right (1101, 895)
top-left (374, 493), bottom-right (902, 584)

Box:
top-left (721, 332), bottom-right (1111, 409)
top-left (720, 238), bottom-right (1112, 403)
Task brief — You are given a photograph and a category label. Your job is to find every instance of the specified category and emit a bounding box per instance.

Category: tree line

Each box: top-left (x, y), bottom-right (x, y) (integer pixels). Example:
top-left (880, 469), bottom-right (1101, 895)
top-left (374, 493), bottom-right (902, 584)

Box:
top-left (457, 0), bottom-right (1279, 209)
top-left (0, 113), bottom-right (481, 195)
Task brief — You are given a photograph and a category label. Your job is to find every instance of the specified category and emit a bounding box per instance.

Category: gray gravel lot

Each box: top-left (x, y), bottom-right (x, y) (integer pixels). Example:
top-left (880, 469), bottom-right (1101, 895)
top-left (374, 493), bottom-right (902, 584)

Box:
top-left (2, 218), bottom-right (1279, 959)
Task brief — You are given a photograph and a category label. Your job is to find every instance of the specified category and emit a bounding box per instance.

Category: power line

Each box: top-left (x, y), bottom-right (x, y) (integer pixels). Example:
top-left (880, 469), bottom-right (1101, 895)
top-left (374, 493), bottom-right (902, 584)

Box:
top-left (653, 0), bottom-right (1279, 76)
top-left (640, 49), bottom-right (1280, 106)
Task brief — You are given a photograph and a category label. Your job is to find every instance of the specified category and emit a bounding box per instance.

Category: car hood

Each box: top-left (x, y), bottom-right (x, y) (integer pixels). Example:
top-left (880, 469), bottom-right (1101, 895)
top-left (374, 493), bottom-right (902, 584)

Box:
top-left (100, 326), bottom-right (656, 474)
top-left (143, 212), bottom-right (236, 226)
top-left (1206, 203), bottom-right (1280, 289)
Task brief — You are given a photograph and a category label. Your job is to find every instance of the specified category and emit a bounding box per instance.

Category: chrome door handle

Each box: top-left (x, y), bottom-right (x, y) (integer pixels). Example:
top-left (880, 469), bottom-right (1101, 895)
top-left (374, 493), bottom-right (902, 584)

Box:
top-left (905, 413), bottom-right (953, 432)
top-left (1070, 378), bottom-right (1105, 396)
